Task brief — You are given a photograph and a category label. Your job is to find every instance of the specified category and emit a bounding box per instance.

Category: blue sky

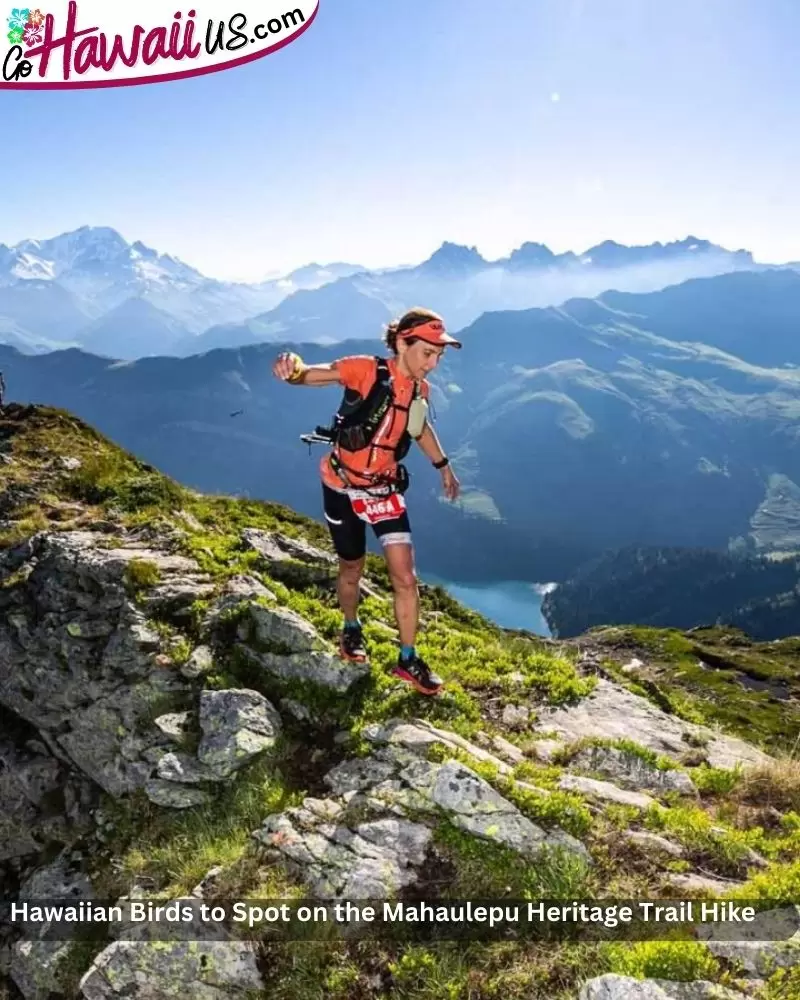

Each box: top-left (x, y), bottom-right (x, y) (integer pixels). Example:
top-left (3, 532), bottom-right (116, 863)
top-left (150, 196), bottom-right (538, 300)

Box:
top-left (2, 0), bottom-right (799, 280)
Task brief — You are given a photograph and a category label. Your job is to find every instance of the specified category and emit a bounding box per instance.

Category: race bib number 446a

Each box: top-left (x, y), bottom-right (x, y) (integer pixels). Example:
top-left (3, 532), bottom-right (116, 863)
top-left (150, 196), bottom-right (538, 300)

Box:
top-left (351, 493), bottom-right (406, 524)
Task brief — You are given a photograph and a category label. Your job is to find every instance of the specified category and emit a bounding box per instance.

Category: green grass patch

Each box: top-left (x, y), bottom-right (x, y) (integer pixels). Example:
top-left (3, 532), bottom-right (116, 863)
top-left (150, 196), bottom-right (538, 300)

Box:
top-left (0, 507), bottom-right (49, 547)
top-left (690, 764), bottom-right (744, 797)
top-left (603, 940), bottom-right (720, 981)
top-left (728, 859), bottom-right (800, 902)
top-left (762, 965), bottom-right (800, 1000)
top-left (94, 755), bottom-right (302, 898)
top-left (644, 803), bottom-right (764, 876)
top-left (591, 627), bottom-right (800, 752)
top-left (64, 449), bottom-right (185, 512)
top-left (432, 822), bottom-right (593, 900)
top-left (124, 557), bottom-right (162, 592)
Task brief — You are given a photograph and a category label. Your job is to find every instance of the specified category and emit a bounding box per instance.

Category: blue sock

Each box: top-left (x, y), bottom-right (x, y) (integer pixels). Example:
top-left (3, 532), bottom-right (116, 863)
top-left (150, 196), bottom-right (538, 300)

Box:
top-left (344, 618), bottom-right (361, 630)
top-left (400, 644), bottom-right (415, 660)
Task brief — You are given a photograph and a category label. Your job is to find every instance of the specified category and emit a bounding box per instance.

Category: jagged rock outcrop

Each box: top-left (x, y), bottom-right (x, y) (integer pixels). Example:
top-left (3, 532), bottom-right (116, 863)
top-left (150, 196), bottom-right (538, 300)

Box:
top-left (566, 745), bottom-right (698, 796)
top-left (0, 532), bottom-right (201, 796)
top-left (252, 718), bottom-right (589, 899)
top-left (533, 679), bottom-right (772, 769)
top-left (0, 531), bottom-right (328, 815)
top-left (254, 796), bottom-right (433, 899)
top-left (0, 736), bottom-right (94, 862)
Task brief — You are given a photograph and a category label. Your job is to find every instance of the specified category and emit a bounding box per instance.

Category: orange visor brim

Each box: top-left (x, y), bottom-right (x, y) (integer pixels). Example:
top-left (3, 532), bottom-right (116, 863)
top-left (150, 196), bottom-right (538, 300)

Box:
top-left (397, 320), bottom-right (462, 349)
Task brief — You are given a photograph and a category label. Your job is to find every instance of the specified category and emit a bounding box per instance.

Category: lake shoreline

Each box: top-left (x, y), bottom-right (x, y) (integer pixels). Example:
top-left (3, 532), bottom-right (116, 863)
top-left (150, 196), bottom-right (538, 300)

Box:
top-left (421, 574), bottom-right (556, 638)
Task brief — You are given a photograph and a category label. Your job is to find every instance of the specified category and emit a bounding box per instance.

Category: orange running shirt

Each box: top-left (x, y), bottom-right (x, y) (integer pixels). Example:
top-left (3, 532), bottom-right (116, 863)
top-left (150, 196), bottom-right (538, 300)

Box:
top-left (319, 355), bottom-right (430, 491)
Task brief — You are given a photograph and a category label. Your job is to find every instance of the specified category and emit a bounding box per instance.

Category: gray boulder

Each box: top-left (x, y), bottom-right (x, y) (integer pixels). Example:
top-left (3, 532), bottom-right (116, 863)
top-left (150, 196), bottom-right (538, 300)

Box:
top-left (568, 744), bottom-right (697, 796)
top-left (196, 689), bottom-right (282, 778)
top-left (535, 679), bottom-right (772, 770)
top-left (697, 904), bottom-right (800, 977)
top-left (579, 976), bottom-right (749, 999)
top-left (10, 856), bottom-right (95, 1000)
top-left (79, 898), bottom-right (263, 999)
top-left (558, 774), bottom-right (656, 810)
top-left (199, 575), bottom-right (277, 632)
top-left (238, 645), bottom-right (369, 694)
top-left (246, 603), bottom-right (320, 652)
top-left (241, 528), bottom-right (335, 565)
top-left (144, 779), bottom-right (211, 809)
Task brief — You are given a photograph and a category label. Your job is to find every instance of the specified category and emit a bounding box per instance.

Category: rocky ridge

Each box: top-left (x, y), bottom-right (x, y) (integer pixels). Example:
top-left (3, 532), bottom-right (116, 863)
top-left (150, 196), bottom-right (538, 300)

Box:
top-left (0, 404), bottom-right (798, 1000)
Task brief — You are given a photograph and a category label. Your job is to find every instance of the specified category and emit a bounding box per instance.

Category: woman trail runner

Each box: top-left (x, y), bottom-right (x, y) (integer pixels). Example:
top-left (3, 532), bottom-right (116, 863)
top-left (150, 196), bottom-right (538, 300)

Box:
top-left (271, 307), bottom-right (461, 695)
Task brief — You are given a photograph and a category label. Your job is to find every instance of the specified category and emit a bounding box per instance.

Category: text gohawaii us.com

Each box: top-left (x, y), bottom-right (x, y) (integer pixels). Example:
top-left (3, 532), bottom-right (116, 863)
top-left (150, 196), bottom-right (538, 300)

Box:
top-left (2, 1), bottom-right (318, 88)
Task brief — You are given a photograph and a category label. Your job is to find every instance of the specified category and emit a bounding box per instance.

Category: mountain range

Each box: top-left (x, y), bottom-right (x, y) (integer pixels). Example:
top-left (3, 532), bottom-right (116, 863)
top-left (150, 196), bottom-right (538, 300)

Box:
top-left (0, 226), bottom-right (363, 356)
top-left (0, 226), bottom-right (769, 360)
top-left (2, 268), bottom-right (799, 620)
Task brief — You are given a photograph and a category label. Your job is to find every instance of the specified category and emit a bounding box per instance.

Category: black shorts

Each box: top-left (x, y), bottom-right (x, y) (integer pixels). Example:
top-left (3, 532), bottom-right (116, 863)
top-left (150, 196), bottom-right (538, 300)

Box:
top-left (322, 483), bottom-right (412, 561)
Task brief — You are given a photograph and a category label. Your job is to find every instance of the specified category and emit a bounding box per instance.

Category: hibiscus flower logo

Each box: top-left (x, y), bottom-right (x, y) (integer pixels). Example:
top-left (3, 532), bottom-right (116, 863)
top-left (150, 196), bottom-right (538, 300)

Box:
top-left (6, 7), bottom-right (30, 31)
top-left (6, 7), bottom-right (47, 47)
top-left (22, 19), bottom-right (40, 44)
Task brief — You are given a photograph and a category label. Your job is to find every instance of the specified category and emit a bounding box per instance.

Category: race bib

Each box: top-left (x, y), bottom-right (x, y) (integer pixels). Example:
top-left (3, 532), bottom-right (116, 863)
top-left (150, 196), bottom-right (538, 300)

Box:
top-left (350, 491), bottom-right (406, 524)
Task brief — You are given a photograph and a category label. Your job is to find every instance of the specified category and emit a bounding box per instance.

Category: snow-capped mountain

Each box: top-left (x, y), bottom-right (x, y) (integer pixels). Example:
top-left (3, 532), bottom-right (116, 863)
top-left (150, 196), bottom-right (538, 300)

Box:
top-left (0, 225), bottom-right (771, 360)
top-left (0, 227), bottom-right (366, 339)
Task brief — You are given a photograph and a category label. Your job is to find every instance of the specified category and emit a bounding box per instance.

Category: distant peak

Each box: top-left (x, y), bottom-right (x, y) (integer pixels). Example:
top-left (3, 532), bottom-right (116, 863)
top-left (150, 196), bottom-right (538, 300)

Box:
top-left (423, 241), bottom-right (487, 271)
top-left (577, 236), bottom-right (754, 267)
top-left (69, 225), bottom-right (128, 244)
top-left (506, 242), bottom-right (557, 267)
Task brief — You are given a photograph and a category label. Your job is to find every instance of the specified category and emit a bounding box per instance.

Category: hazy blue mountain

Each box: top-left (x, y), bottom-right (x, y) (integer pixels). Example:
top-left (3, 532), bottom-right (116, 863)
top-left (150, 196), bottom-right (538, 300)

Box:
top-left (77, 297), bottom-right (194, 360)
top-left (0, 315), bottom-right (73, 354)
top-left (0, 278), bottom-right (90, 341)
top-left (417, 242), bottom-right (489, 275)
top-left (176, 281), bottom-right (393, 355)
top-left (598, 269), bottom-right (800, 368)
top-left (430, 280), bottom-right (800, 557)
top-left (281, 236), bottom-right (763, 336)
top-left (2, 269), bottom-right (799, 592)
top-left (0, 226), bottom-right (766, 360)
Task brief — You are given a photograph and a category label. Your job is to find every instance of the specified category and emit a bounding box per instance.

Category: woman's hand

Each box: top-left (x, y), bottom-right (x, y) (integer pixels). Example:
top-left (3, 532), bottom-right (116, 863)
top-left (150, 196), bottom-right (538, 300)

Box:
top-left (272, 351), bottom-right (302, 381)
top-left (441, 465), bottom-right (460, 501)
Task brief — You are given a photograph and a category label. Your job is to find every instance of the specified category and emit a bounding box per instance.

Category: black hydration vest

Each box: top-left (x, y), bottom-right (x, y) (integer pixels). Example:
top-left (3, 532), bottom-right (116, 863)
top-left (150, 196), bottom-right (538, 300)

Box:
top-left (314, 357), bottom-right (419, 462)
